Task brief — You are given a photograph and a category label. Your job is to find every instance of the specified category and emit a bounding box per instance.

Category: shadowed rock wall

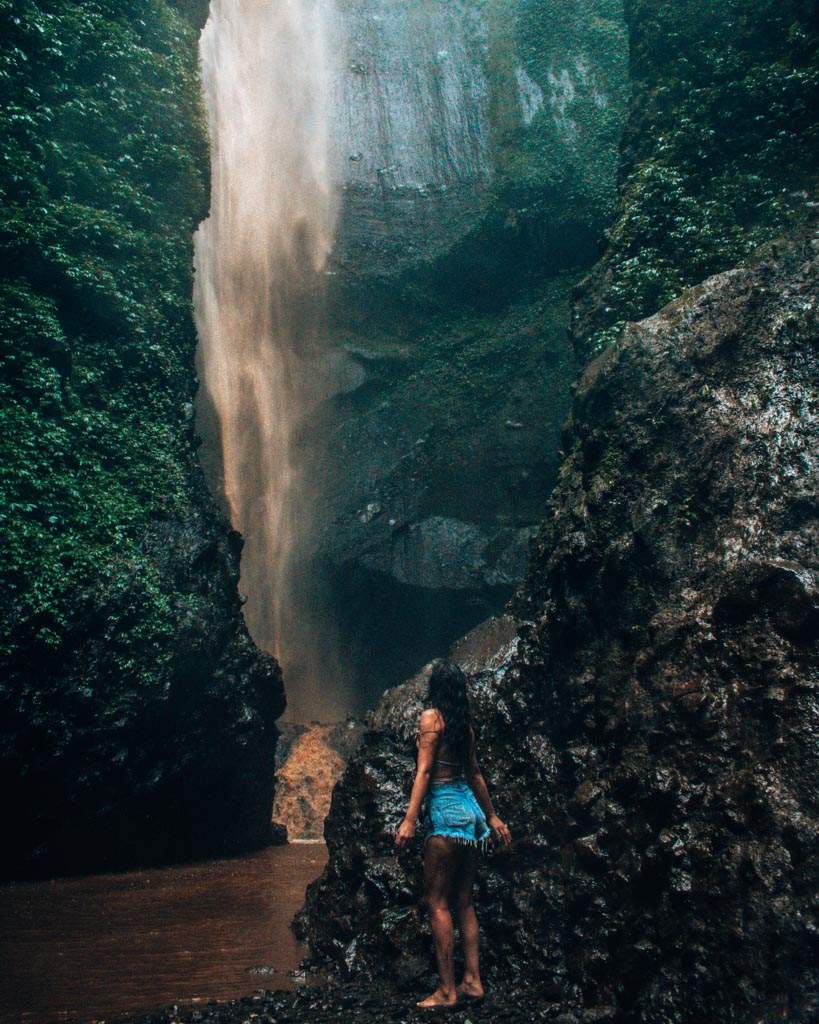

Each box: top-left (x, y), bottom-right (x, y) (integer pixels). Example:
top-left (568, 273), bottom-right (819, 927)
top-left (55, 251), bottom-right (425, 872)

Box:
top-left (0, 0), bottom-right (284, 879)
top-left (297, 15), bottom-right (818, 1016)
top-left (303, 0), bottom-right (630, 709)
top-left (300, 219), bottom-right (818, 1020)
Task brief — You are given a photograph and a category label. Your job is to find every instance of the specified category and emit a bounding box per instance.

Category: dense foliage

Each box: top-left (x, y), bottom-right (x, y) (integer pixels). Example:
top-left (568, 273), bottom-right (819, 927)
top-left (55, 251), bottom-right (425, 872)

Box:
top-left (0, 0), bottom-right (208, 675)
top-left (0, 1), bottom-right (283, 878)
top-left (574, 0), bottom-right (819, 356)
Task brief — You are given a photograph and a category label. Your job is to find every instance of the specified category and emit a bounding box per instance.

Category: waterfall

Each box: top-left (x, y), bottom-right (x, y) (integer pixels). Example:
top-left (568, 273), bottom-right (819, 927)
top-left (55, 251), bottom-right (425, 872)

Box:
top-left (192, 0), bottom-right (344, 722)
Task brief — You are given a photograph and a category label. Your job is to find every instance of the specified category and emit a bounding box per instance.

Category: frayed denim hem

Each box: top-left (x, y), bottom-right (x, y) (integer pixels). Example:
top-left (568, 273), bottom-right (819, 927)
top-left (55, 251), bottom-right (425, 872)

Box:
top-left (425, 830), bottom-right (491, 853)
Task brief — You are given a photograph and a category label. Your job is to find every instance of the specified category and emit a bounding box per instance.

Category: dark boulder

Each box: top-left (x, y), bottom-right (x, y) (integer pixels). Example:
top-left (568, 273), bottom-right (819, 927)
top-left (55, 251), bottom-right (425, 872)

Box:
top-left (299, 223), bottom-right (819, 1023)
top-left (1, 498), bottom-right (284, 878)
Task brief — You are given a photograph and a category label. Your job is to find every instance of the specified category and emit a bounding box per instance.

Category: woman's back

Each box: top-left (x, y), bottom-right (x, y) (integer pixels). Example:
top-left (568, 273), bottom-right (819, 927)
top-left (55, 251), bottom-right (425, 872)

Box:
top-left (417, 707), bottom-right (473, 783)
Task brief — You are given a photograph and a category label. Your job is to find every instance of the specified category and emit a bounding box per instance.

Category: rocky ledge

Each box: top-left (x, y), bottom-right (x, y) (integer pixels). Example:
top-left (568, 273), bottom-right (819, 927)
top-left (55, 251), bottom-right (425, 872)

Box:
top-left (297, 221), bottom-right (819, 1024)
top-left (124, 978), bottom-right (572, 1024)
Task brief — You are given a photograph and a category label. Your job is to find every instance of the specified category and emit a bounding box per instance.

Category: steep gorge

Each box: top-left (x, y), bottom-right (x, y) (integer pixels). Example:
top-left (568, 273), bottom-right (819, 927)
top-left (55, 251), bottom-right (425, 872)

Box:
top-left (299, 3), bottom-right (819, 1021)
top-left (0, 0), bottom-right (628, 876)
top-left (0, 26), bottom-right (815, 1024)
top-left (185, 0), bottom-right (630, 729)
top-left (311, 0), bottom-right (630, 710)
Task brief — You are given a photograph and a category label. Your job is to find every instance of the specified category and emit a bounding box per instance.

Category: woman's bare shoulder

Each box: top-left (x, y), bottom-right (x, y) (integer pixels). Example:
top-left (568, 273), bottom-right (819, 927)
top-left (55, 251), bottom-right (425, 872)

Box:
top-left (418, 707), bottom-right (444, 732)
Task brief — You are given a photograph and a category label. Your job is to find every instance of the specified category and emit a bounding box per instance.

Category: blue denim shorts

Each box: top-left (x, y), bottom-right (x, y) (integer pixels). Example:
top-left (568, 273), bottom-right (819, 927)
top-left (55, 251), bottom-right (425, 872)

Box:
top-left (422, 779), bottom-right (491, 851)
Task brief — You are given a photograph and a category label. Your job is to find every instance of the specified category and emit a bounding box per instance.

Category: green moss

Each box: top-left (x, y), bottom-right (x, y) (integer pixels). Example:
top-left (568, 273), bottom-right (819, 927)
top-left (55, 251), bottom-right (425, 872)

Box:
top-left (0, 1), bottom-right (209, 668)
top-left (492, 0), bottom-right (630, 245)
top-left (581, 0), bottom-right (819, 356)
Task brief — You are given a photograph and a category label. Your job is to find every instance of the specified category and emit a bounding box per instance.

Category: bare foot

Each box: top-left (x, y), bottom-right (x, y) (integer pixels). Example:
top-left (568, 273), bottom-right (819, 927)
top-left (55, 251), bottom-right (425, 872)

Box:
top-left (416, 987), bottom-right (458, 1010)
top-left (456, 978), bottom-right (485, 1000)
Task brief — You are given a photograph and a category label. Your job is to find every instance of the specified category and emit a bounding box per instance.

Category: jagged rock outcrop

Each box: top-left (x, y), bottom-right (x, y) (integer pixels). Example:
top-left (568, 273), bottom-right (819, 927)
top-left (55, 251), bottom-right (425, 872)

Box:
top-left (0, 1), bottom-right (283, 878)
top-left (273, 721), bottom-right (366, 840)
top-left (300, 222), bottom-right (819, 1022)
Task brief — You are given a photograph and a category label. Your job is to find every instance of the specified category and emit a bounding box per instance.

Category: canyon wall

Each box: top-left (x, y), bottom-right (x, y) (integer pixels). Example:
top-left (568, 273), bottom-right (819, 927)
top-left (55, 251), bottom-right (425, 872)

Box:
top-left (301, 2), bottom-right (819, 1020)
top-left (0, 1), bottom-right (283, 878)
top-left (306, 0), bottom-right (630, 709)
top-left (303, 215), bottom-right (819, 1024)
top-left (571, 0), bottom-right (819, 360)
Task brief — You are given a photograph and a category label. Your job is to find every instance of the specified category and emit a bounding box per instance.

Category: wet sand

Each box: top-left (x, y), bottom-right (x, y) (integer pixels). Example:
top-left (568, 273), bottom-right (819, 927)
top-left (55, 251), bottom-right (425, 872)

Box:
top-left (0, 843), bottom-right (327, 1024)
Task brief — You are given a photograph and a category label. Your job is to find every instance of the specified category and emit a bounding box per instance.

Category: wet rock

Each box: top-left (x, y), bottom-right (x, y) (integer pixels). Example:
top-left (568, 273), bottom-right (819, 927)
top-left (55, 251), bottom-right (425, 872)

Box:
top-left (123, 979), bottom-right (559, 1024)
top-left (297, 1), bottom-right (629, 709)
top-left (270, 822), bottom-right (288, 845)
top-left (272, 722), bottom-right (367, 840)
top-left (300, 223), bottom-right (819, 1023)
top-left (355, 516), bottom-right (536, 592)
top-left (1, 506), bottom-right (285, 880)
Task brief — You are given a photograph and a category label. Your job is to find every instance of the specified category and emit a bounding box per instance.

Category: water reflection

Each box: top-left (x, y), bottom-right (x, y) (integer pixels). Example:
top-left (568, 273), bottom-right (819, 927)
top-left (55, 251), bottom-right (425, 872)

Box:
top-left (0, 844), bottom-right (327, 1024)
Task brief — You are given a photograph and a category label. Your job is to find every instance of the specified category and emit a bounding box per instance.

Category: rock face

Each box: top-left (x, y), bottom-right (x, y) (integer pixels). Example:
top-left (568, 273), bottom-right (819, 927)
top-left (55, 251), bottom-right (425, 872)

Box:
top-left (304, 0), bottom-right (630, 708)
top-left (272, 721), bottom-right (366, 840)
top-left (327, 0), bottom-right (494, 284)
top-left (570, 0), bottom-right (819, 361)
top-left (0, 2), bottom-right (283, 878)
top-left (326, 0), bottom-right (628, 300)
top-left (300, 224), bottom-right (819, 1022)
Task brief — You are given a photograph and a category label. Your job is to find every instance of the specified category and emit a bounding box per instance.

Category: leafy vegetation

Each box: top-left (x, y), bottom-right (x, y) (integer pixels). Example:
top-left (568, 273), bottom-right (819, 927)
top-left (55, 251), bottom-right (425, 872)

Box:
top-left (578, 0), bottom-right (819, 356)
top-left (0, 0), bottom-right (208, 674)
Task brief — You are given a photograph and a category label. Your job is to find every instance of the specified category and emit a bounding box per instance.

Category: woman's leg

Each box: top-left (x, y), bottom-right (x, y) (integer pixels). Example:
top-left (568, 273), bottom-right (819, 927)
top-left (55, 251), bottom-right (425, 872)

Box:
top-left (453, 844), bottom-right (484, 998)
top-left (417, 835), bottom-right (458, 1008)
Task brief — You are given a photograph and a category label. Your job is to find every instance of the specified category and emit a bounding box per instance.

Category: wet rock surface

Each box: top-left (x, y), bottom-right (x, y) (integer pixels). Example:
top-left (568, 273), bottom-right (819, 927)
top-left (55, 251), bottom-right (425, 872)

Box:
top-left (298, 223), bottom-right (819, 1023)
top-left (272, 721), bottom-right (366, 840)
top-left (123, 979), bottom-right (566, 1024)
top-left (294, 1), bottom-right (629, 708)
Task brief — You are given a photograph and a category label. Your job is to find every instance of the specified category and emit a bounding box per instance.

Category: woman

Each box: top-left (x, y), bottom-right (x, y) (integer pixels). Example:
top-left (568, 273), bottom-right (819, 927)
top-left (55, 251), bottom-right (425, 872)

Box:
top-left (395, 659), bottom-right (512, 1010)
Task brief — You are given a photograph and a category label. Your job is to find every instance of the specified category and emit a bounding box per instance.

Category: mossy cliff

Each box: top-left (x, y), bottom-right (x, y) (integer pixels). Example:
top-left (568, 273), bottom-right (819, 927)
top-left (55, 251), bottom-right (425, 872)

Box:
top-left (0, 1), bottom-right (283, 879)
top-left (571, 0), bottom-right (819, 359)
top-left (300, 2), bottom-right (818, 1020)
top-left (313, 0), bottom-right (630, 707)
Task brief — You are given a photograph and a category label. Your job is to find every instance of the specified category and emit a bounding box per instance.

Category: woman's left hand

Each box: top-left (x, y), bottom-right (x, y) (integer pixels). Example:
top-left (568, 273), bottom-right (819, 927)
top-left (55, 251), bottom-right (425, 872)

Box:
top-left (395, 816), bottom-right (416, 849)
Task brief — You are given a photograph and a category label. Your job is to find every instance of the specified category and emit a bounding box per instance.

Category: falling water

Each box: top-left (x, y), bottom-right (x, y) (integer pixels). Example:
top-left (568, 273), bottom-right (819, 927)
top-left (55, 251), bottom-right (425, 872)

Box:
top-left (193, 0), bottom-right (345, 721)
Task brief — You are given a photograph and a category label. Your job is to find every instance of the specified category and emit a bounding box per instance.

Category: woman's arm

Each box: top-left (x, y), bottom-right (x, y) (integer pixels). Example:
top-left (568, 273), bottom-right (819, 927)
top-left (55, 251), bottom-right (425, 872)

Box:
top-left (467, 725), bottom-right (512, 848)
top-left (395, 708), bottom-right (441, 849)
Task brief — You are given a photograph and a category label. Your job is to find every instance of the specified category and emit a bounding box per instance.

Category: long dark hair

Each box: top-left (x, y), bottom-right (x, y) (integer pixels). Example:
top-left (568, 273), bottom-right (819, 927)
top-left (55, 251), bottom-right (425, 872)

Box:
top-left (426, 659), bottom-right (472, 763)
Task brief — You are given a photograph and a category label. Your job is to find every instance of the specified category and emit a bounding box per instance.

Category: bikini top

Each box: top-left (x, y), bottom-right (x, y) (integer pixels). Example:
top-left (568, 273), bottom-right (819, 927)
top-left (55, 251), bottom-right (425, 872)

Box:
top-left (416, 711), bottom-right (472, 781)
